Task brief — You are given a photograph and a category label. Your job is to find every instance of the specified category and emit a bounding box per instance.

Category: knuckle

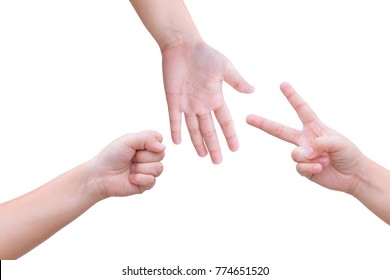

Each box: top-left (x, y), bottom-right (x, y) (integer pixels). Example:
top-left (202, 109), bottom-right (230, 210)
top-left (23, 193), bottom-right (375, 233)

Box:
top-left (274, 124), bottom-right (284, 137)
top-left (295, 101), bottom-right (308, 114)
top-left (188, 127), bottom-right (200, 135)
top-left (218, 118), bottom-right (233, 129)
top-left (208, 146), bottom-right (221, 154)
top-left (142, 130), bottom-right (162, 142)
top-left (130, 164), bottom-right (137, 173)
top-left (225, 134), bottom-right (238, 143)
top-left (198, 114), bottom-right (209, 121)
top-left (170, 119), bottom-right (181, 128)
top-left (202, 129), bottom-right (217, 139)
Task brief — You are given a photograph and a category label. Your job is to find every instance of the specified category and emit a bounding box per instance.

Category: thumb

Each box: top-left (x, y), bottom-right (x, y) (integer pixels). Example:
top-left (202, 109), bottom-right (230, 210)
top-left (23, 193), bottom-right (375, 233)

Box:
top-left (305, 136), bottom-right (345, 159)
top-left (224, 62), bottom-right (255, 93)
top-left (127, 131), bottom-right (165, 153)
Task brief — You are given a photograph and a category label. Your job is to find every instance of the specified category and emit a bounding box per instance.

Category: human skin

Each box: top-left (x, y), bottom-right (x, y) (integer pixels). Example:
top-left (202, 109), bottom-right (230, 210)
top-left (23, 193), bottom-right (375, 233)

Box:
top-left (0, 131), bottom-right (165, 259)
top-left (130, 0), bottom-right (254, 164)
top-left (246, 82), bottom-right (390, 224)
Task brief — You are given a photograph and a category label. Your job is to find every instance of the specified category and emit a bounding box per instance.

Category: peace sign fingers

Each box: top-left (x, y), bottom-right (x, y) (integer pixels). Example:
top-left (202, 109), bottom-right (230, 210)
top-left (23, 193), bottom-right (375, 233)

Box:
top-left (246, 114), bottom-right (301, 145)
top-left (280, 82), bottom-right (319, 126)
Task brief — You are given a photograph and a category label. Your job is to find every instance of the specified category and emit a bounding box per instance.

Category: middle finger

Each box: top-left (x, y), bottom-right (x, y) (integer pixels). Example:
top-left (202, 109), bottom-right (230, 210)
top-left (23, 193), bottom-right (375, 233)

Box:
top-left (291, 147), bottom-right (330, 166)
top-left (198, 113), bottom-right (222, 164)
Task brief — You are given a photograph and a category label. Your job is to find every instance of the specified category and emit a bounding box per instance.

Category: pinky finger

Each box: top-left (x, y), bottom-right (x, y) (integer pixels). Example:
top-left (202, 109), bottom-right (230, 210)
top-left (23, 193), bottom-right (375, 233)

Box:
top-left (296, 163), bottom-right (323, 179)
top-left (129, 174), bottom-right (156, 190)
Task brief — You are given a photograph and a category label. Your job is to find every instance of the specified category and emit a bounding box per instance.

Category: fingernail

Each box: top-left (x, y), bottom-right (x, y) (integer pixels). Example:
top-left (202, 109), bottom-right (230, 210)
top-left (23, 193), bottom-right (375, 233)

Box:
top-left (155, 142), bottom-right (166, 150)
top-left (304, 147), bottom-right (315, 158)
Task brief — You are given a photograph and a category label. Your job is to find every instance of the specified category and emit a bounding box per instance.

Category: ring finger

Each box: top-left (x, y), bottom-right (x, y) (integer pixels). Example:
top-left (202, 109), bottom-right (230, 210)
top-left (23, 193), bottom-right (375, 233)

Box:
top-left (291, 147), bottom-right (329, 165)
top-left (130, 162), bottom-right (164, 177)
top-left (185, 113), bottom-right (207, 157)
top-left (296, 162), bottom-right (322, 179)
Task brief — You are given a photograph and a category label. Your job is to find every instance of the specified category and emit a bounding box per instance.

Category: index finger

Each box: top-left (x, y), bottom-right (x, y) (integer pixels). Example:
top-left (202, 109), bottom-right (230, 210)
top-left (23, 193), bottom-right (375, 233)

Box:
top-left (134, 150), bottom-right (165, 163)
top-left (280, 82), bottom-right (319, 125)
top-left (246, 114), bottom-right (300, 145)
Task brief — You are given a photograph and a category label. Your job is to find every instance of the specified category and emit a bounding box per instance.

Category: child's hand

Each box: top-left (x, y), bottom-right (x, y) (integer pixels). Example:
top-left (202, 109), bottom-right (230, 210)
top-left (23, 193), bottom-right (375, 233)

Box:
top-left (162, 41), bottom-right (254, 164)
top-left (89, 131), bottom-right (165, 200)
top-left (246, 82), bottom-right (366, 194)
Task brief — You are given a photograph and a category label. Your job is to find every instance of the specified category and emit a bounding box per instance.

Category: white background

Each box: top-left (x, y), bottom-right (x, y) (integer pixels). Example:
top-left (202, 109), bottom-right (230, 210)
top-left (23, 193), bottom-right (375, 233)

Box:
top-left (1, 0), bottom-right (390, 279)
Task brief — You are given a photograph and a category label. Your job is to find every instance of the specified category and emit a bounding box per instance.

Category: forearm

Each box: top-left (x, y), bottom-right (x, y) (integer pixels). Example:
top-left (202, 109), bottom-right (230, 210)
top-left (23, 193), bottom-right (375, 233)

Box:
top-left (130, 0), bottom-right (202, 50)
top-left (352, 157), bottom-right (390, 224)
top-left (0, 161), bottom-right (99, 259)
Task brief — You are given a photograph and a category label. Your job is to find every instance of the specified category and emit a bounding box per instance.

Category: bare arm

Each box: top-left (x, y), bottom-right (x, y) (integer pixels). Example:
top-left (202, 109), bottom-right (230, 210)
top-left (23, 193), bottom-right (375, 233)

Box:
top-left (353, 158), bottom-right (390, 224)
top-left (0, 163), bottom-right (96, 259)
top-left (130, 0), bottom-right (201, 49)
top-left (0, 131), bottom-right (165, 259)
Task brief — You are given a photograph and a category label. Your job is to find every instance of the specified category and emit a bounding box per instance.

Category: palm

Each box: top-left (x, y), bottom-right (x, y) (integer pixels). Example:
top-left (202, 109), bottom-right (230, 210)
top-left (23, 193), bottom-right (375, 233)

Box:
top-left (163, 44), bottom-right (226, 113)
top-left (162, 42), bottom-right (254, 164)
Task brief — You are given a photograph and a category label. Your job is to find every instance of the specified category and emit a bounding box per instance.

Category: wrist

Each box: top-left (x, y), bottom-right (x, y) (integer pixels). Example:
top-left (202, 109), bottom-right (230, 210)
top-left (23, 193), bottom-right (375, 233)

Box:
top-left (349, 156), bottom-right (387, 199)
top-left (347, 156), bottom-right (390, 224)
top-left (81, 160), bottom-right (108, 204)
top-left (159, 32), bottom-right (204, 53)
top-left (346, 156), bottom-right (370, 197)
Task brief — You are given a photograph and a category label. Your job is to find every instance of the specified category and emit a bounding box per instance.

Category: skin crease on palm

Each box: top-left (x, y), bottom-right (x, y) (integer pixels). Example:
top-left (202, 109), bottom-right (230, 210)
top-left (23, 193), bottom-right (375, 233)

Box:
top-left (162, 42), bottom-right (255, 164)
top-left (129, 0), bottom-right (255, 164)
